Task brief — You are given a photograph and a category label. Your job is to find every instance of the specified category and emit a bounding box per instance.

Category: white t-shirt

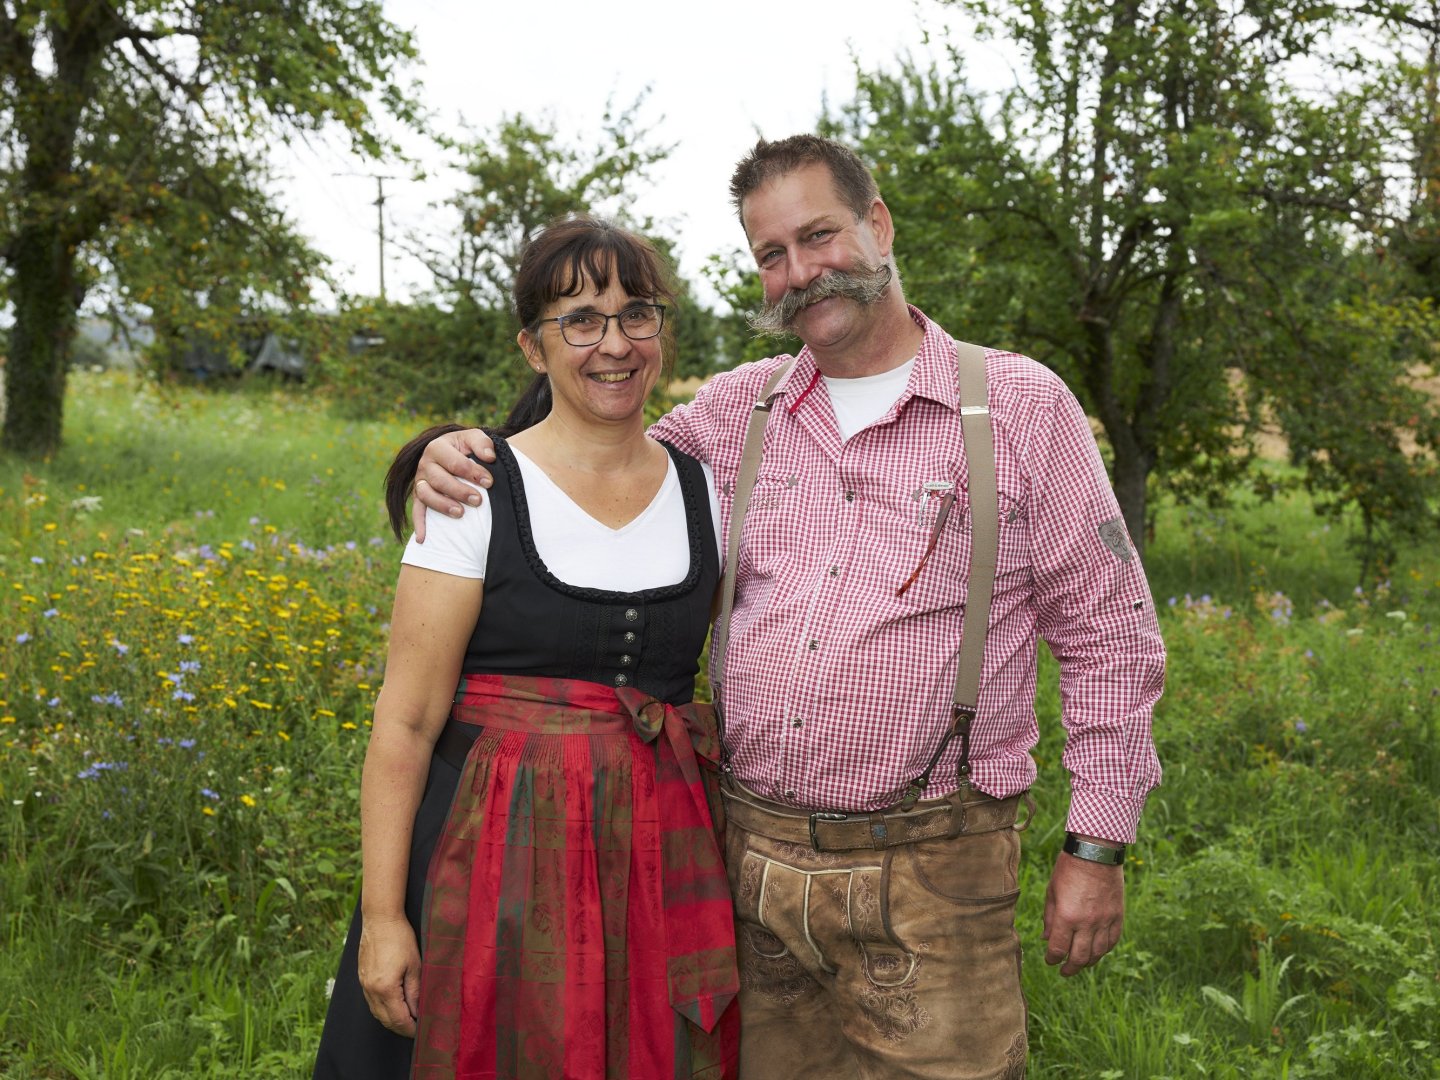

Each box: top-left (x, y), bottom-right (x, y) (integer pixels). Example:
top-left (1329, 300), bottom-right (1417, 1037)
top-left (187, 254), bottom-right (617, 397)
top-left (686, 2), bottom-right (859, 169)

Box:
top-left (823, 358), bottom-right (915, 442)
top-left (402, 446), bottom-right (723, 592)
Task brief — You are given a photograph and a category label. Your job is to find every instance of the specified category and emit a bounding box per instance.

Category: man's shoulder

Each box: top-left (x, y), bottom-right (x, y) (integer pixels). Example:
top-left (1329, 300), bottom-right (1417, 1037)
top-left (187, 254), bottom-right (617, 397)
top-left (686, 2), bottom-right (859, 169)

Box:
top-left (694, 353), bottom-right (799, 407)
top-left (980, 347), bottom-right (1068, 407)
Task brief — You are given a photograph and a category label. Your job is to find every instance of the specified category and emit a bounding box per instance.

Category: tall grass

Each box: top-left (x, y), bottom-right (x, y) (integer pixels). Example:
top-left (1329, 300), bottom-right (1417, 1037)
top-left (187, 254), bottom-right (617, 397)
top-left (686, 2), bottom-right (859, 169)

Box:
top-left (2, 372), bottom-right (1437, 1077)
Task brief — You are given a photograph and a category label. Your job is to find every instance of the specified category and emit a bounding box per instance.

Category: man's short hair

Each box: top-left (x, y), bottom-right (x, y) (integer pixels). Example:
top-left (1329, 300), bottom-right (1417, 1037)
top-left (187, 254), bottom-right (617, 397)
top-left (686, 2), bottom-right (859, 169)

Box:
top-left (729, 135), bottom-right (879, 229)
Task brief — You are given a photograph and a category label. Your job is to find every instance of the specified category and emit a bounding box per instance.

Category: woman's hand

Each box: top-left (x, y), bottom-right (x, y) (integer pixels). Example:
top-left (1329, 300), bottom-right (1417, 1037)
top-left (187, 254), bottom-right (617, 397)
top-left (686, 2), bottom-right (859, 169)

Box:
top-left (358, 913), bottom-right (423, 1037)
top-left (412, 428), bottom-right (496, 541)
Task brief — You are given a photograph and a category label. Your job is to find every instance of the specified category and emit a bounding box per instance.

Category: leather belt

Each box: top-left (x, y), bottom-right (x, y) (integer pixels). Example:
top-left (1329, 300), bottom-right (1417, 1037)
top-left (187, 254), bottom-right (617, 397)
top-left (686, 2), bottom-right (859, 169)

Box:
top-left (720, 779), bottom-right (1032, 852)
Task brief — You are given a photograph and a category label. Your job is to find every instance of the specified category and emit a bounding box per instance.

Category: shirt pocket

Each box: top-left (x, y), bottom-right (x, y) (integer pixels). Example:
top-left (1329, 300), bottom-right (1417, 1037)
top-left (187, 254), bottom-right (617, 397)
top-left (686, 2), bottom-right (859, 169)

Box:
top-left (889, 486), bottom-right (1030, 616)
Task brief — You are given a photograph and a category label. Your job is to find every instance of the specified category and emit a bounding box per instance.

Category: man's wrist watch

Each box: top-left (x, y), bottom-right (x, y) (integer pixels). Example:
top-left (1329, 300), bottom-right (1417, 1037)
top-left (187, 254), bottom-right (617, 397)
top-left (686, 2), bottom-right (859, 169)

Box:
top-left (1063, 832), bottom-right (1126, 865)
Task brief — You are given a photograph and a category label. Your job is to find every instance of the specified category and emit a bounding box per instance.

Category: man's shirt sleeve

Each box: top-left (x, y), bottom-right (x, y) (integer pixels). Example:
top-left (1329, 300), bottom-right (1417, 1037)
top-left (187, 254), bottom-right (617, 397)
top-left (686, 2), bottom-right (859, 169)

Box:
top-left (1027, 383), bottom-right (1166, 844)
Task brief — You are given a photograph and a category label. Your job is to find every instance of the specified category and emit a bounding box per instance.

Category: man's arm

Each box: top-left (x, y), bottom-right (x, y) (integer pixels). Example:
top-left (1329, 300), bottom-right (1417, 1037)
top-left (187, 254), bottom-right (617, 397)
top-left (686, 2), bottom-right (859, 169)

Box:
top-left (1024, 374), bottom-right (1166, 973)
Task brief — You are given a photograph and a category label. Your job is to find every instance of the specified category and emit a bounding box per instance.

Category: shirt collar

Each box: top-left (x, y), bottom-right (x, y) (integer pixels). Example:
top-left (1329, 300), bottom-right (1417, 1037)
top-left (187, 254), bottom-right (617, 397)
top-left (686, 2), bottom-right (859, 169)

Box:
top-left (772, 305), bottom-right (957, 412)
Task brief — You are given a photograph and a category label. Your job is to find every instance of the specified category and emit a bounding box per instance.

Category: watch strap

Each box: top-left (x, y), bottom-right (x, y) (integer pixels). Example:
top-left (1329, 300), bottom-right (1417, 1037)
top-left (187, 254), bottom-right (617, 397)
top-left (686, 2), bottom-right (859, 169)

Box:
top-left (1063, 832), bottom-right (1126, 865)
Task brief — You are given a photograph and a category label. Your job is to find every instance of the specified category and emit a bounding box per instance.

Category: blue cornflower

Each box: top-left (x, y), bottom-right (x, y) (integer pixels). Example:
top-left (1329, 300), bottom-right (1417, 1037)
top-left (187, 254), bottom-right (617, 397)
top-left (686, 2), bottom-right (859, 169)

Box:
top-left (112, 641), bottom-right (129, 655)
top-left (177, 633), bottom-right (195, 645)
top-left (179, 660), bottom-right (201, 673)
top-left (31, 556), bottom-right (44, 564)
top-left (178, 738), bottom-right (196, 750)
top-left (46, 697), bottom-right (60, 707)
top-left (16, 632), bottom-right (31, 644)
top-left (201, 788), bottom-right (220, 800)
top-left (43, 608), bottom-right (58, 618)
top-left (173, 689), bottom-right (195, 702)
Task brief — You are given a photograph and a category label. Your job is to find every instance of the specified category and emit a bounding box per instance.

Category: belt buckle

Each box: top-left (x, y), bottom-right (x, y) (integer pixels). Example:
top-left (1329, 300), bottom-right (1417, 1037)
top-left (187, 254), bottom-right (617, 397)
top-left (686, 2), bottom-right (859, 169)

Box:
top-left (808, 811), bottom-right (848, 851)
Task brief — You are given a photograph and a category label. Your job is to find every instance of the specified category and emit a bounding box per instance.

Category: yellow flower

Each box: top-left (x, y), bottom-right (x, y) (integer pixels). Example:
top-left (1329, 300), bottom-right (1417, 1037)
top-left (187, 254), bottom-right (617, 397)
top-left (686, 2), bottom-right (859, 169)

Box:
top-left (202, 807), bottom-right (216, 816)
top-left (341, 721), bottom-right (358, 731)
top-left (239, 794), bottom-right (257, 808)
top-left (277, 730), bottom-right (290, 741)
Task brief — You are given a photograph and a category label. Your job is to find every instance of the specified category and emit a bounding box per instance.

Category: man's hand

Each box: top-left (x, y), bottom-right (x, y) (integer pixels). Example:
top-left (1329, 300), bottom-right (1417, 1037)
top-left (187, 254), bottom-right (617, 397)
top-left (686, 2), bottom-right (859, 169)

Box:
top-left (412, 428), bottom-right (495, 542)
top-left (358, 912), bottom-right (423, 1036)
top-left (1042, 847), bottom-right (1125, 977)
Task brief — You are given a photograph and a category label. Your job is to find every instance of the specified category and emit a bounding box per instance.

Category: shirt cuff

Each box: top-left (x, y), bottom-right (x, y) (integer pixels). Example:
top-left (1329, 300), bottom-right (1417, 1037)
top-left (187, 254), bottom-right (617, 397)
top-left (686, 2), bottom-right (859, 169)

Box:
top-left (1065, 783), bottom-right (1148, 845)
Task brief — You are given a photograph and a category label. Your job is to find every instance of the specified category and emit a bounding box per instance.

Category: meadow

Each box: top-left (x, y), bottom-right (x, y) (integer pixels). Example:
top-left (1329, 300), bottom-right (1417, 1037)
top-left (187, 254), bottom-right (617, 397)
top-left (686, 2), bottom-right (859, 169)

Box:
top-left (1, 372), bottom-right (1436, 1078)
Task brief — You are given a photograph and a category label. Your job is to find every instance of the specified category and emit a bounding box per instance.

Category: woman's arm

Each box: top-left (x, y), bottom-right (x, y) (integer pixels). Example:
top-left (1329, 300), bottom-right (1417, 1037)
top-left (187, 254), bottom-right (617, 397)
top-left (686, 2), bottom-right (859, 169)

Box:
top-left (357, 564), bottom-right (483, 1036)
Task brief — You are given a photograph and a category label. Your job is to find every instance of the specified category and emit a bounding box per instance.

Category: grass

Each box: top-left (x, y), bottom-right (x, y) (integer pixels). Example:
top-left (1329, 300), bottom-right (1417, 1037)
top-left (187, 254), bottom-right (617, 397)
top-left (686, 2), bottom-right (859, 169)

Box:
top-left (2, 371), bottom-right (1438, 1078)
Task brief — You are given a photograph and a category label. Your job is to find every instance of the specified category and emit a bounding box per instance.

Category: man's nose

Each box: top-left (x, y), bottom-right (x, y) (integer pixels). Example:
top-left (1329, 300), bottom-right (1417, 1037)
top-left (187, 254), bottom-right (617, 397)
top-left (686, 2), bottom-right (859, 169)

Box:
top-left (786, 247), bottom-right (822, 293)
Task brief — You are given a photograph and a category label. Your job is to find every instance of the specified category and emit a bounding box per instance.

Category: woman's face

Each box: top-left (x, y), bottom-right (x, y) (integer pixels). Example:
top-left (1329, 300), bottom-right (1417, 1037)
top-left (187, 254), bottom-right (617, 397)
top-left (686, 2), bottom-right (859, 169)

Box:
top-left (520, 271), bottom-right (665, 431)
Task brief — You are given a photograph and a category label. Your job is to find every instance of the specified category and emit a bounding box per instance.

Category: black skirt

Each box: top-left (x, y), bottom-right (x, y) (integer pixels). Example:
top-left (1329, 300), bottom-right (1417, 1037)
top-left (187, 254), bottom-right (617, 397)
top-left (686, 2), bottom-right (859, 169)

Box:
top-left (313, 750), bottom-right (462, 1079)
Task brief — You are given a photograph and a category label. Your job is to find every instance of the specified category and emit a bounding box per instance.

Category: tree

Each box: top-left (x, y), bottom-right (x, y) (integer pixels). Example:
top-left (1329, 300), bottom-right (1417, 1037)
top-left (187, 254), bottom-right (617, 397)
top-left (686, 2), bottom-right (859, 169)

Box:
top-left (325, 106), bottom-right (725, 421)
top-left (0, 0), bottom-right (420, 456)
top-left (823, 1), bottom-right (1439, 567)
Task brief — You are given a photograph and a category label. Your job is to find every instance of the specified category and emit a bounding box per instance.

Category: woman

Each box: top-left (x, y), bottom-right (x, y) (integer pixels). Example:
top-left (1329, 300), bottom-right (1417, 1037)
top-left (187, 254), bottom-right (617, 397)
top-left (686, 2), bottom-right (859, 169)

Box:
top-left (314, 216), bottom-right (738, 1079)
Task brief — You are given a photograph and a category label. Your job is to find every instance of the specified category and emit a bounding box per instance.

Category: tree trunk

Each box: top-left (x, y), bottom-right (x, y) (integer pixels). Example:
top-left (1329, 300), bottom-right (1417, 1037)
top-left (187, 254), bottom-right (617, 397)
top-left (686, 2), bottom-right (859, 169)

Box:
top-left (1110, 443), bottom-right (1150, 564)
top-left (2, 222), bottom-right (77, 457)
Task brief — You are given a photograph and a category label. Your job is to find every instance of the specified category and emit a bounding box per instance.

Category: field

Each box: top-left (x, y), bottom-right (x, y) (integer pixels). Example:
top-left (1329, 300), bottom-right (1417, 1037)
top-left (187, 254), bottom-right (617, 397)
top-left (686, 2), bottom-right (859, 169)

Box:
top-left (1, 372), bottom-right (1437, 1078)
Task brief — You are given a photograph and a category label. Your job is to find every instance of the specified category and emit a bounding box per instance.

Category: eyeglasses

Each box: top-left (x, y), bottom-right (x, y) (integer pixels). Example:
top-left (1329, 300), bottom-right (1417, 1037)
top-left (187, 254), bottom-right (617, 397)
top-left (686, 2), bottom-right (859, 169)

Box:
top-left (537, 303), bottom-right (667, 347)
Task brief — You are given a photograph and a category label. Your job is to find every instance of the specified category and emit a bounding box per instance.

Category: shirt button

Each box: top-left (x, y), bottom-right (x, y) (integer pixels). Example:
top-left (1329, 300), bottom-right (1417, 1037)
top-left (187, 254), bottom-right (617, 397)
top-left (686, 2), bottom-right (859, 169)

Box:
top-left (791, 717), bottom-right (803, 728)
top-left (614, 673), bottom-right (629, 687)
top-left (620, 654), bottom-right (632, 666)
top-left (624, 608), bottom-right (639, 622)
top-left (807, 639), bottom-right (818, 650)
top-left (623, 631), bottom-right (636, 643)
top-left (844, 491), bottom-right (855, 502)
top-left (828, 566), bottom-right (839, 578)
top-left (785, 789), bottom-right (797, 801)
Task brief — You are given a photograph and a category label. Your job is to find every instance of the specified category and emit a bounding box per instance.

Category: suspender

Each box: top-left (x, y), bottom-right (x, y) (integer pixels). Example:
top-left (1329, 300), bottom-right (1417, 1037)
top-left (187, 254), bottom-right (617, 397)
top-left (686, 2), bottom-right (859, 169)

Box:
top-left (710, 342), bottom-right (998, 809)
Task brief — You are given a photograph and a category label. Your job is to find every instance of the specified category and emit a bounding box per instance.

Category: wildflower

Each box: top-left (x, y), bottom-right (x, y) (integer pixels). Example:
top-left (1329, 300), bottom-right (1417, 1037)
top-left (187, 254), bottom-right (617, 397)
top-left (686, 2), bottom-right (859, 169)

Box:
top-left (201, 788), bottom-right (220, 800)
top-left (112, 641), bottom-right (129, 655)
top-left (179, 738), bottom-right (196, 749)
top-left (30, 556), bottom-right (44, 565)
top-left (1385, 610), bottom-right (1407, 622)
top-left (15, 632), bottom-right (31, 644)
top-left (239, 794), bottom-right (257, 808)
top-left (1295, 720), bottom-right (1308, 733)
top-left (179, 660), bottom-right (201, 673)
top-left (69, 495), bottom-right (103, 513)
top-left (177, 633), bottom-right (194, 645)
top-left (43, 608), bottom-right (58, 618)
top-left (202, 807), bottom-right (216, 817)
top-left (46, 697), bottom-right (59, 707)
top-left (173, 690), bottom-right (195, 702)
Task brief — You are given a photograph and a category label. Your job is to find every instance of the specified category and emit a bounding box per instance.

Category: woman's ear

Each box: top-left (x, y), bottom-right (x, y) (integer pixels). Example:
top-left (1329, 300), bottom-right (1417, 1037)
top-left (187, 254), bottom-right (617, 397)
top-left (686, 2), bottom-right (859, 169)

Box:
top-left (517, 330), bottom-right (546, 374)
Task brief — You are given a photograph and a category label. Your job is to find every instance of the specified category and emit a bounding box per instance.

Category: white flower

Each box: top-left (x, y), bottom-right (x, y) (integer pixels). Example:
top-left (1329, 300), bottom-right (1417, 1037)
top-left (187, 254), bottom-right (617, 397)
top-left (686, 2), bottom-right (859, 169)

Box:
top-left (69, 495), bottom-right (103, 513)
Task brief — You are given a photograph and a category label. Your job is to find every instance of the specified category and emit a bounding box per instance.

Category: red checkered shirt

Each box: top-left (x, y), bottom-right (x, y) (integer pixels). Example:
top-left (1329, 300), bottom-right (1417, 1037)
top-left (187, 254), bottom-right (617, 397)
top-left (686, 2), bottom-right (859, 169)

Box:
top-left (650, 308), bottom-right (1165, 843)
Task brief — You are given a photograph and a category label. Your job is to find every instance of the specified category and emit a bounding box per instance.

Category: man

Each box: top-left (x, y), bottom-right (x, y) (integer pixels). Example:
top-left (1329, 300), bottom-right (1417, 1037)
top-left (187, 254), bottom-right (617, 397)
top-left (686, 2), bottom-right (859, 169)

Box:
top-left (409, 135), bottom-right (1165, 1080)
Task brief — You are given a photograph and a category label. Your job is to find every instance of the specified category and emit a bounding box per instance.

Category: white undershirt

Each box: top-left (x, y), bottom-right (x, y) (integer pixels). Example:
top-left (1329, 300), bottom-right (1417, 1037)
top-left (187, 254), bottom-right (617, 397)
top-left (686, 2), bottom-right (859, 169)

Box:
top-left (402, 447), bottom-right (723, 591)
top-left (822, 358), bottom-right (915, 442)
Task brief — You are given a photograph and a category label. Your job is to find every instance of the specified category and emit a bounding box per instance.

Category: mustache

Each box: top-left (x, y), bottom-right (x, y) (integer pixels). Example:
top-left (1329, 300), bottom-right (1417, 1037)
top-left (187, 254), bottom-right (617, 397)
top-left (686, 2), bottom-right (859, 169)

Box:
top-left (747, 261), bottom-right (894, 337)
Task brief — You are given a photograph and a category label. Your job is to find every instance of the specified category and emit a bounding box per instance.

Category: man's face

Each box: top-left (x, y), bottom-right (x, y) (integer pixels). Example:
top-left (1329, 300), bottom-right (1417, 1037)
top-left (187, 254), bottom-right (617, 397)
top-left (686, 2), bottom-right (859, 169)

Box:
top-left (741, 162), bottom-right (892, 348)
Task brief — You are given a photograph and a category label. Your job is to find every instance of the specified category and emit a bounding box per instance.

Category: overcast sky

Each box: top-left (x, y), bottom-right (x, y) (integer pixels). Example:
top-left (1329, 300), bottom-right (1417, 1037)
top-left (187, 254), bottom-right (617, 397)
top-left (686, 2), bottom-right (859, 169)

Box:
top-left (275, 0), bottom-right (1014, 307)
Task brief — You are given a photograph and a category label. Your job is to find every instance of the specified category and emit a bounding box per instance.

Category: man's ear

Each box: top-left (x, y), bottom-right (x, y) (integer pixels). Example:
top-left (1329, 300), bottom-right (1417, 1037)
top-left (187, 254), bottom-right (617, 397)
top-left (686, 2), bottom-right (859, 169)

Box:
top-left (517, 330), bottom-right (545, 374)
top-left (867, 197), bottom-right (896, 259)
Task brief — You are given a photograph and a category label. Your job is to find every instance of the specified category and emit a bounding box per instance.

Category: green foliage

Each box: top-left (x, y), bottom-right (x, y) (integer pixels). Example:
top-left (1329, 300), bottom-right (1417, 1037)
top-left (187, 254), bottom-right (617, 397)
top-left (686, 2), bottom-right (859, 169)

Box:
top-left (823, 1), bottom-right (1440, 572)
top-left (0, 0), bottom-right (421, 455)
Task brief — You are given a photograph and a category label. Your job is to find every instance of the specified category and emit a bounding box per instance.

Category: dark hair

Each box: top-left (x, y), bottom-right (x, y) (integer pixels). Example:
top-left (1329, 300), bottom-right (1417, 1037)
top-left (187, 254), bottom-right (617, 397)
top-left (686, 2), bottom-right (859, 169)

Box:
top-left (384, 215), bottom-right (676, 539)
top-left (385, 423), bottom-right (465, 540)
top-left (729, 135), bottom-right (879, 228)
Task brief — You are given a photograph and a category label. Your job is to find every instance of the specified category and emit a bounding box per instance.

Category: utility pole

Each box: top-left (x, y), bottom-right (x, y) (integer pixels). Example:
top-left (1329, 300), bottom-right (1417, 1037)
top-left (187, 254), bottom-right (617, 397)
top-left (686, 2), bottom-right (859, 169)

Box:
top-left (334, 172), bottom-right (395, 301)
top-left (373, 175), bottom-right (391, 302)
